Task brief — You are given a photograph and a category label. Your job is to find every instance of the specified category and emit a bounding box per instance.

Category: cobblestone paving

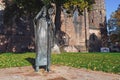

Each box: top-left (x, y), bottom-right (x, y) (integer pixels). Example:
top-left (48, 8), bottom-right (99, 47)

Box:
top-left (0, 65), bottom-right (120, 80)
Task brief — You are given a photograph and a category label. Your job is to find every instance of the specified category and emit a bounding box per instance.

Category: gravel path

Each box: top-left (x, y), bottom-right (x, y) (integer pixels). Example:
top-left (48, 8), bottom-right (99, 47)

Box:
top-left (0, 65), bottom-right (120, 80)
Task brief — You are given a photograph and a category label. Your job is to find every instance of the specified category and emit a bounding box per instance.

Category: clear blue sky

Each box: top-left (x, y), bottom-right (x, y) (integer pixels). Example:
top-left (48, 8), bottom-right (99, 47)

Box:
top-left (105, 0), bottom-right (120, 20)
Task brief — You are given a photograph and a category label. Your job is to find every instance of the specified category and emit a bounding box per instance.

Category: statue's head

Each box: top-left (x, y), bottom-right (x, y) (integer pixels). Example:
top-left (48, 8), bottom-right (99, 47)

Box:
top-left (42, 6), bottom-right (47, 17)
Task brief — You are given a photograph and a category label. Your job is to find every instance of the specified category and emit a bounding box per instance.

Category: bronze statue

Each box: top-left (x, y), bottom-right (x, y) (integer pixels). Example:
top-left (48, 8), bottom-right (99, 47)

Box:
top-left (33, 6), bottom-right (54, 72)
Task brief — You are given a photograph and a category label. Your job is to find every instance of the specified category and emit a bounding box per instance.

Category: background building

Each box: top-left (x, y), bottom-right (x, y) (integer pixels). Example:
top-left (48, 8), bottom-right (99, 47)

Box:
top-left (61, 0), bottom-right (107, 52)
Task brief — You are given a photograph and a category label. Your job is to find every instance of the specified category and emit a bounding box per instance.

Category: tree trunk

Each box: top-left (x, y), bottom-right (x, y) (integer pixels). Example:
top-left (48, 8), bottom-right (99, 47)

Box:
top-left (55, 4), bottom-right (61, 34)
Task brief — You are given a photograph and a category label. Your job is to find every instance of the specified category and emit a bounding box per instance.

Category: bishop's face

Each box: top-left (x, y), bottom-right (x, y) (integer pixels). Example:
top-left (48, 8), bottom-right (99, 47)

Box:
top-left (42, 11), bottom-right (46, 17)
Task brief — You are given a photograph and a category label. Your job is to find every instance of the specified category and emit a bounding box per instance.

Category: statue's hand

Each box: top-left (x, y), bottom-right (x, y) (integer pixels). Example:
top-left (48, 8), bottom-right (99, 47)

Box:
top-left (34, 19), bottom-right (37, 25)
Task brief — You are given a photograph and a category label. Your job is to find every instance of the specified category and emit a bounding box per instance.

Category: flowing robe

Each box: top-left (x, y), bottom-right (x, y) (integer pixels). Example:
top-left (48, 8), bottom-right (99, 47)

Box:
top-left (33, 6), bottom-right (53, 72)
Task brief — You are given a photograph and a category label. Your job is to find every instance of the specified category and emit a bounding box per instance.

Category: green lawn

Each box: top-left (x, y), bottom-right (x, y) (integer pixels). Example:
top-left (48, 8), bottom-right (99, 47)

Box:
top-left (0, 52), bottom-right (120, 74)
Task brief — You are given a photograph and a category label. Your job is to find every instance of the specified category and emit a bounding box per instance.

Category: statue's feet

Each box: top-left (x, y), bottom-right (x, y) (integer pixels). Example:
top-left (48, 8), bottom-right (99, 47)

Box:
top-left (46, 66), bottom-right (50, 72)
top-left (46, 68), bottom-right (49, 72)
top-left (35, 66), bottom-right (39, 72)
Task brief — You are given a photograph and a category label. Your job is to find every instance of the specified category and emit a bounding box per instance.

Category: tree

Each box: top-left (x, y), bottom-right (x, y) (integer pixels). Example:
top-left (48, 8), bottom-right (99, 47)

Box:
top-left (43, 0), bottom-right (89, 34)
top-left (108, 5), bottom-right (120, 44)
top-left (3, 0), bottom-right (94, 31)
top-left (54, 0), bottom-right (94, 33)
top-left (3, 0), bottom-right (44, 24)
top-left (113, 4), bottom-right (120, 27)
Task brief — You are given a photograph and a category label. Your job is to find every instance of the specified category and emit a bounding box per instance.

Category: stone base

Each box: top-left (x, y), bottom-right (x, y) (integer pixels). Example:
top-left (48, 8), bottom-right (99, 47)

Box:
top-left (63, 45), bottom-right (88, 52)
top-left (51, 44), bottom-right (60, 54)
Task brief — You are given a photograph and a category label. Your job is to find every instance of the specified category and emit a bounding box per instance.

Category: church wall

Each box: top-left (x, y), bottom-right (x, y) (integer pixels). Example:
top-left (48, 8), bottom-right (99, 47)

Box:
top-left (61, 0), bottom-right (107, 52)
top-left (61, 8), bottom-right (89, 52)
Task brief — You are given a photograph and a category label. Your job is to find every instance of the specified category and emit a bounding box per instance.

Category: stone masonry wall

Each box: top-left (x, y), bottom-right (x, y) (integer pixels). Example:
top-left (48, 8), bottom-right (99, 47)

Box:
top-left (61, 8), bottom-right (89, 52)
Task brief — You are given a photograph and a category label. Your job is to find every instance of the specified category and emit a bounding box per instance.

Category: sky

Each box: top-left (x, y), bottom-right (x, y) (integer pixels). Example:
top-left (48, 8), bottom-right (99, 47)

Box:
top-left (105, 0), bottom-right (120, 20)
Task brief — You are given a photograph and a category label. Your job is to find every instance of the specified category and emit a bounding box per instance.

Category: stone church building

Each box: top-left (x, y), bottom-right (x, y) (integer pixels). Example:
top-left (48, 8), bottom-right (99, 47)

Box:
top-left (0, 0), bottom-right (107, 52)
top-left (61, 0), bottom-right (107, 52)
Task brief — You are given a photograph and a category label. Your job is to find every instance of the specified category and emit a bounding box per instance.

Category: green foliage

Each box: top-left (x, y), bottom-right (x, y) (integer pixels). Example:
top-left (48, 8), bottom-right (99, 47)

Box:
top-left (110, 5), bottom-right (120, 43)
top-left (4, 0), bottom-right (93, 16)
top-left (12, 0), bottom-right (44, 15)
top-left (42, 0), bottom-right (51, 5)
top-left (0, 52), bottom-right (119, 74)
top-left (63, 0), bottom-right (94, 12)
top-left (112, 4), bottom-right (120, 27)
top-left (3, 0), bottom-right (44, 24)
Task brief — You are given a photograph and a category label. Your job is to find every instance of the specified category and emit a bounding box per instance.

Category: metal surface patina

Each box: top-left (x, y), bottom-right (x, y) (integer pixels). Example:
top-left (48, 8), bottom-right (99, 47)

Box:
top-left (33, 6), bottom-right (54, 72)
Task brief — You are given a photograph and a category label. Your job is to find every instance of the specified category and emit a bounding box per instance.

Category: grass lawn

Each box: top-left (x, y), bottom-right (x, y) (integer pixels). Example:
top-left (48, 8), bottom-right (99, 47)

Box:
top-left (0, 52), bottom-right (120, 74)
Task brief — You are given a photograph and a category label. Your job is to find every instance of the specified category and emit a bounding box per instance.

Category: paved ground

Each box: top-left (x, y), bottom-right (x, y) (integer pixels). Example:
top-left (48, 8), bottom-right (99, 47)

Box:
top-left (0, 65), bottom-right (120, 80)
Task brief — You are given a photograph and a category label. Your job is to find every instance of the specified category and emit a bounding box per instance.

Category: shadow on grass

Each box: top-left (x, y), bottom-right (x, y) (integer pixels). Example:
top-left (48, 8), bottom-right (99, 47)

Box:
top-left (26, 58), bottom-right (48, 71)
top-left (26, 58), bottom-right (35, 70)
